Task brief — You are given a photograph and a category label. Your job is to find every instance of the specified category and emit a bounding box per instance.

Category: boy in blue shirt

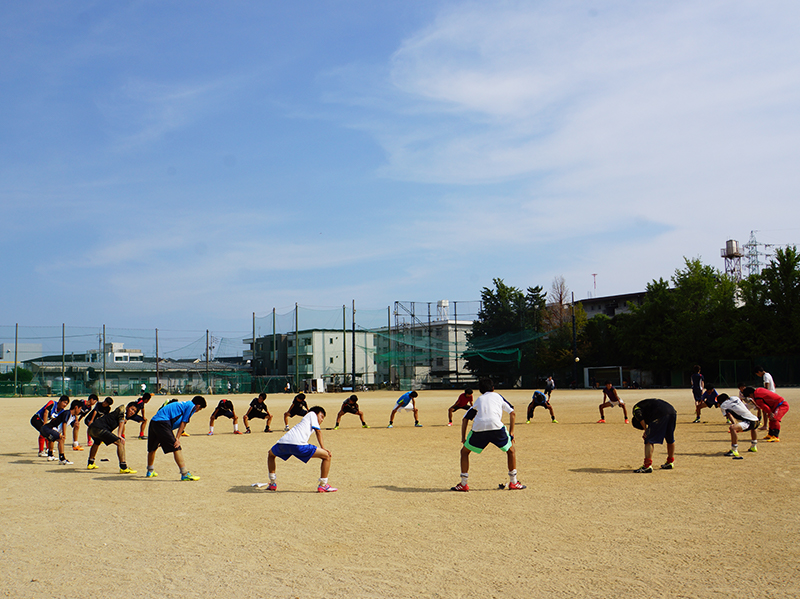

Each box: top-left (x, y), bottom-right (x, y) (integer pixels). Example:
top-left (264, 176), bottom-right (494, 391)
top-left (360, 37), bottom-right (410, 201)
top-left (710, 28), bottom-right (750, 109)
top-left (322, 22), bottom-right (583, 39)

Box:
top-left (145, 396), bottom-right (206, 480)
top-left (388, 391), bottom-right (421, 428)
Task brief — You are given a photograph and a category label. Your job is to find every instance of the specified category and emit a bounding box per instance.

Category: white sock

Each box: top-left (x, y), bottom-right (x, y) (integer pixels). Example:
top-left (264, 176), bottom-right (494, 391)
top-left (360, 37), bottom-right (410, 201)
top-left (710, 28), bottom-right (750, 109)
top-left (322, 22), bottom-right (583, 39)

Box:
top-left (233, 424), bottom-right (239, 432)
top-left (731, 444), bottom-right (738, 451)
top-left (269, 473), bottom-right (276, 482)
top-left (209, 426), bottom-right (214, 433)
top-left (319, 478), bottom-right (328, 486)
top-left (509, 469), bottom-right (518, 484)
top-left (751, 439), bottom-right (758, 445)
top-left (460, 473), bottom-right (468, 486)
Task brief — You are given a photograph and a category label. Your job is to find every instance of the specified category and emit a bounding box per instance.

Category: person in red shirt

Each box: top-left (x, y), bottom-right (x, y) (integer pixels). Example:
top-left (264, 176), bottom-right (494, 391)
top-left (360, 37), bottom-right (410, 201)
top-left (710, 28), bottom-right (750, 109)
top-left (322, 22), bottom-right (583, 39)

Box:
top-left (447, 388), bottom-right (473, 426)
top-left (742, 387), bottom-right (789, 442)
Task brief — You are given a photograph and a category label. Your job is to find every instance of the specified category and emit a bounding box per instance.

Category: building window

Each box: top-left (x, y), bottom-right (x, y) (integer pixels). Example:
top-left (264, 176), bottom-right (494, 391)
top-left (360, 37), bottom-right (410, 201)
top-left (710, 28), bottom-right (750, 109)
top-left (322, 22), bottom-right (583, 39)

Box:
top-left (329, 338), bottom-right (334, 344)
top-left (329, 357), bottom-right (334, 364)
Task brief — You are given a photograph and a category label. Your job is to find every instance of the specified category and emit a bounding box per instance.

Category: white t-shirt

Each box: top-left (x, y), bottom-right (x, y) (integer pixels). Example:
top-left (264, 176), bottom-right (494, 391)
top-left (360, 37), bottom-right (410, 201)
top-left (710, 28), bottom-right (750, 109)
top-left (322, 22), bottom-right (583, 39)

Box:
top-left (466, 391), bottom-right (514, 432)
top-left (719, 396), bottom-right (758, 423)
top-left (762, 372), bottom-right (775, 392)
top-left (276, 411), bottom-right (320, 446)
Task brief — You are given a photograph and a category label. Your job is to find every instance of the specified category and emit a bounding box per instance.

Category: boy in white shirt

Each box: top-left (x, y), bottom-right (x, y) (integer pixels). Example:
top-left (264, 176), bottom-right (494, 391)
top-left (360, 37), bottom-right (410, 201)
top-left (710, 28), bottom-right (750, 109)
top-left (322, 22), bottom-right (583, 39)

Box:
top-left (267, 406), bottom-right (336, 493)
top-left (717, 393), bottom-right (759, 458)
top-left (451, 378), bottom-right (525, 492)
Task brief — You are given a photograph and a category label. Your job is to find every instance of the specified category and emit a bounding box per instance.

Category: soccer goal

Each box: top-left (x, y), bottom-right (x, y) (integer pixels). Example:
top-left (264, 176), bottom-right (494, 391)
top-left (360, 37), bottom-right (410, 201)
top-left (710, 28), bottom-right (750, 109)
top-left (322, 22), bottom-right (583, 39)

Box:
top-left (584, 366), bottom-right (623, 389)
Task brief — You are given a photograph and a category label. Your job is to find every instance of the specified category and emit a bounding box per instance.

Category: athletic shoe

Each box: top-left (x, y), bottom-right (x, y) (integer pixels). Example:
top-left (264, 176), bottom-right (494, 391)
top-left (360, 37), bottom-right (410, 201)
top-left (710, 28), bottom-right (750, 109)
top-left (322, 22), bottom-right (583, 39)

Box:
top-left (415, 423), bottom-right (423, 427)
top-left (234, 430), bottom-right (243, 435)
top-left (180, 432), bottom-right (190, 437)
top-left (317, 484), bottom-right (337, 493)
top-left (146, 471), bottom-right (158, 478)
top-left (72, 445), bottom-right (84, 451)
top-left (450, 483), bottom-right (469, 492)
top-left (59, 459), bottom-right (73, 465)
top-left (87, 441), bottom-right (93, 447)
top-left (38, 451), bottom-right (48, 457)
top-left (551, 419), bottom-right (559, 424)
top-left (765, 436), bottom-right (780, 442)
top-left (508, 481), bottom-right (526, 490)
top-left (207, 431), bottom-right (214, 436)
top-left (87, 464), bottom-right (99, 470)
top-left (624, 419), bottom-right (629, 424)
top-left (362, 423), bottom-right (369, 428)
top-left (180, 472), bottom-right (200, 481)
top-left (47, 455), bottom-right (57, 461)
top-left (138, 435), bottom-right (146, 440)
top-left (334, 425), bottom-right (339, 430)
top-left (660, 462), bottom-right (674, 469)
top-left (244, 429), bottom-right (251, 434)
top-left (693, 418), bottom-right (701, 423)
top-left (733, 455), bottom-right (744, 460)
top-left (284, 426), bottom-right (290, 432)
top-left (724, 449), bottom-right (740, 457)
top-left (748, 446), bottom-right (758, 453)
top-left (267, 482), bottom-right (277, 491)
top-left (264, 428), bottom-right (272, 433)
top-left (448, 422), bottom-right (453, 426)
top-left (119, 468), bottom-right (137, 474)
top-left (596, 419), bottom-right (605, 424)
top-left (634, 466), bottom-right (653, 473)
top-left (387, 424), bottom-right (393, 428)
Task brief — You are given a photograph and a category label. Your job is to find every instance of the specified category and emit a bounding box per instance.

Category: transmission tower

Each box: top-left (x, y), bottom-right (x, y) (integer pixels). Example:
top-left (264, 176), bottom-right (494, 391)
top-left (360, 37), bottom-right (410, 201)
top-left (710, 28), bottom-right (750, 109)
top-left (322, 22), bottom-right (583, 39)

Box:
top-left (743, 230), bottom-right (762, 277)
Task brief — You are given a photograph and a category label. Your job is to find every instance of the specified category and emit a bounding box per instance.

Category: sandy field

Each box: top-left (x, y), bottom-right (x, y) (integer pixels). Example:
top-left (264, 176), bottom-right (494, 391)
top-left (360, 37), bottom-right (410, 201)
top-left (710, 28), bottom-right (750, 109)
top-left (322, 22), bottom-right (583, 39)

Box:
top-left (1, 387), bottom-right (799, 599)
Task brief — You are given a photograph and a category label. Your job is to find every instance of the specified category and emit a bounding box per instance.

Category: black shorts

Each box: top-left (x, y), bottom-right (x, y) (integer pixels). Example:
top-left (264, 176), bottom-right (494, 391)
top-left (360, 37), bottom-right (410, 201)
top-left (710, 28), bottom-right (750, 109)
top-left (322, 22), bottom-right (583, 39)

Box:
top-left (31, 414), bottom-right (44, 432)
top-left (88, 426), bottom-right (120, 446)
top-left (126, 414), bottom-right (145, 423)
top-left (212, 408), bottom-right (235, 420)
top-left (341, 404), bottom-right (360, 415)
top-left (39, 424), bottom-right (61, 442)
top-left (645, 413), bottom-right (677, 445)
top-left (531, 399), bottom-right (549, 408)
top-left (247, 409), bottom-right (269, 420)
top-left (288, 405), bottom-right (308, 418)
top-left (738, 419), bottom-right (759, 432)
top-left (147, 420), bottom-right (178, 454)
top-left (450, 404), bottom-right (470, 412)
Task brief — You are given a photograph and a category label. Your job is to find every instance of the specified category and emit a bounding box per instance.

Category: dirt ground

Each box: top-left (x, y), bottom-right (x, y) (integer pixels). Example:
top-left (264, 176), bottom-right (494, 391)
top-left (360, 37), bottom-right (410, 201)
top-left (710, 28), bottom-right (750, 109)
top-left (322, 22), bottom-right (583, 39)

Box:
top-left (1, 387), bottom-right (798, 599)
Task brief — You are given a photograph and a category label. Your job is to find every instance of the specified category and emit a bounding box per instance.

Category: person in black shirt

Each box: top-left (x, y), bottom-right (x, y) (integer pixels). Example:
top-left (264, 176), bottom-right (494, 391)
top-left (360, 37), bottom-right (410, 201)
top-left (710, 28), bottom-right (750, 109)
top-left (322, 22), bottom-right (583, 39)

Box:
top-left (243, 393), bottom-right (273, 433)
top-left (40, 400), bottom-right (84, 465)
top-left (126, 392), bottom-right (152, 440)
top-left (631, 398), bottom-right (677, 473)
top-left (283, 393), bottom-right (309, 431)
top-left (208, 399), bottom-right (241, 435)
top-left (86, 404), bottom-right (136, 474)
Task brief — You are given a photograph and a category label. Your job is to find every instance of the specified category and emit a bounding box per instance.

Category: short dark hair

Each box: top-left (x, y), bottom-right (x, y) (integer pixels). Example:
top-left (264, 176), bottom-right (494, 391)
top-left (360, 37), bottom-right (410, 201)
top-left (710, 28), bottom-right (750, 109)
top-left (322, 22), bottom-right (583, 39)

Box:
top-left (348, 394), bottom-right (358, 401)
top-left (717, 393), bottom-right (730, 403)
top-left (309, 406), bottom-right (326, 417)
top-left (742, 386), bottom-right (756, 397)
top-left (464, 388), bottom-right (473, 395)
top-left (142, 392), bottom-right (152, 400)
top-left (102, 397), bottom-right (113, 406)
top-left (88, 393), bottom-right (99, 401)
top-left (737, 382), bottom-right (747, 389)
top-left (478, 378), bottom-right (494, 394)
top-left (705, 383), bottom-right (715, 391)
top-left (692, 365), bottom-right (701, 373)
top-left (258, 392), bottom-right (267, 399)
top-left (59, 395), bottom-right (70, 403)
top-left (410, 391), bottom-right (418, 398)
top-left (296, 393), bottom-right (306, 400)
top-left (754, 366), bottom-right (764, 373)
top-left (70, 399), bottom-right (83, 410)
top-left (191, 396), bottom-right (207, 409)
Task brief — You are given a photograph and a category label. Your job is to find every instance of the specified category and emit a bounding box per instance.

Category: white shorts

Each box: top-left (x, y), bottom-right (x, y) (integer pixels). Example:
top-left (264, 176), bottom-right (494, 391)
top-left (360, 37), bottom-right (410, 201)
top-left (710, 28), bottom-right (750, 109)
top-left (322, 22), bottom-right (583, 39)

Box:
top-left (395, 402), bottom-right (414, 411)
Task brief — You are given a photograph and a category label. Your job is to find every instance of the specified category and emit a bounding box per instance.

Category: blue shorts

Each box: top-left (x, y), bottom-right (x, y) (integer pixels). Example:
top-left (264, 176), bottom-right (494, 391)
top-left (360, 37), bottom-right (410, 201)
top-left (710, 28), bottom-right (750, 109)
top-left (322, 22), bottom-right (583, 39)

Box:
top-left (464, 427), bottom-right (512, 454)
top-left (271, 443), bottom-right (317, 463)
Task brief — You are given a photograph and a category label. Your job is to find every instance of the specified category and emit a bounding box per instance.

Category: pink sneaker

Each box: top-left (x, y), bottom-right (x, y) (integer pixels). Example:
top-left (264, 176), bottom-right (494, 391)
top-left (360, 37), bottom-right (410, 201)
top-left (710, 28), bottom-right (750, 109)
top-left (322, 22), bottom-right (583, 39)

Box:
top-left (317, 484), bottom-right (338, 493)
top-left (508, 481), bottom-right (526, 490)
top-left (596, 419), bottom-right (606, 423)
top-left (450, 483), bottom-right (469, 492)
top-left (267, 482), bottom-right (277, 491)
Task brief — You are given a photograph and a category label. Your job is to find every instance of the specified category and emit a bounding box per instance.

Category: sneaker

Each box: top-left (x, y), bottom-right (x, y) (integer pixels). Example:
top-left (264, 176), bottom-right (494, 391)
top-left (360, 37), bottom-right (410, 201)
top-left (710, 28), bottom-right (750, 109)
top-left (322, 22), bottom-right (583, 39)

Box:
top-left (38, 451), bottom-right (48, 457)
top-left (59, 459), bottom-right (73, 465)
top-left (387, 424), bottom-right (393, 428)
top-left (87, 464), bottom-right (99, 470)
top-left (267, 482), bottom-right (277, 491)
top-left (317, 483), bottom-right (338, 493)
top-left (146, 471), bottom-right (159, 478)
top-left (180, 472), bottom-right (200, 481)
top-left (596, 419), bottom-right (605, 424)
top-left (634, 466), bottom-right (653, 473)
top-left (624, 419), bottom-right (629, 424)
top-left (415, 423), bottom-right (423, 427)
top-left (764, 436), bottom-right (780, 443)
top-left (552, 419), bottom-right (559, 424)
top-left (660, 462), bottom-right (674, 469)
top-left (284, 426), bottom-right (290, 432)
top-left (234, 430), bottom-right (243, 435)
top-left (87, 441), bottom-right (93, 447)
top-left (47, 455), bottom-right (57, 461)
top-left (72, 445), bottom-right (84, 451)
top-left (693, 417), bottom-right (701, 423)
top-left (448, 422), bottom-right (453, 426)
top-left (748, 446), bottom-right (758, 453)
top-left (724, 450), bottom-right (740, 457)
top-left (119, 468), bottom-right (137, 474)
top-left (526, 420), bottom-right (531, 424)
top-left (138, 435), bottom-right (146, 440)
top-left (362, 423), bottom-right (369, 428)
top-left (244, 429), bottom-right (251, 434)
top-left (334, 425), bottom-right (339, 430)
top-left (450, 483), bottom-right (469, 492)
top-left (264, 428), bottom-right (272, 433)
top-left (207, 431), bottom-right (214, 436)
top-left (180, 432), bottom-right (190, 437)
top-left (508, 481), bottom-right (526, 490)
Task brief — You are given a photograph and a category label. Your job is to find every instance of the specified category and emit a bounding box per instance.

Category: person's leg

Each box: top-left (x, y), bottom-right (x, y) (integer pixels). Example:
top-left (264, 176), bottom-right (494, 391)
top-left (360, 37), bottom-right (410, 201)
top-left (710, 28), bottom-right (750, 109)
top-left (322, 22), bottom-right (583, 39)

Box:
top-left (413, 407), bottom-right (420, 425)
top-left (621, 403), bottom-right (629, 421)
top-left (358, 410), bottom-right (366, 425)
top-left (389, 406), bottom-right (399, 425)
top-left (547, 405), bottom-right (557, 421)
top-left (666, 442), bottom-right (675, 462)
top-left (266, 413), bottom-right (273, 430)
top-left (268, 451), bottom-right (277, 474)
top-left (139, 419), bottom-right (147, 437)
top-left (72, 421), bottom-right (81, 447)
top-left (526, 402), bottom-right (534, 421)
top-left (283, 411), bottom-right (290, 427)
top-left (147, 450), bottom-right (156, 469)
top-left (643, 442), bottom-right (654, 467)
top-left (172, 448), bottom-right (188, 472)
top-left (448, 406), bottom-right (455, 423)
top-left (243, 413), bottom-right (251, 431)
top-left (87, 440), bottom-right (101, 466)
top-left (312, 447), bottom-right (332, 479)
top-left (335, 410), bottom-right (344, 427)
top-left (598, 402), bottom-right (608, 421)
top-left (506, 444), bottom-right (517, 471)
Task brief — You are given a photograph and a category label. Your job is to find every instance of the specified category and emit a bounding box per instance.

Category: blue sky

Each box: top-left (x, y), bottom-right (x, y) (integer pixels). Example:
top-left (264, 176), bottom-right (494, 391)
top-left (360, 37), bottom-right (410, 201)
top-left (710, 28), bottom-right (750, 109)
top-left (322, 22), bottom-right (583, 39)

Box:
top-left (3, 0), bottom-right (800, 337)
